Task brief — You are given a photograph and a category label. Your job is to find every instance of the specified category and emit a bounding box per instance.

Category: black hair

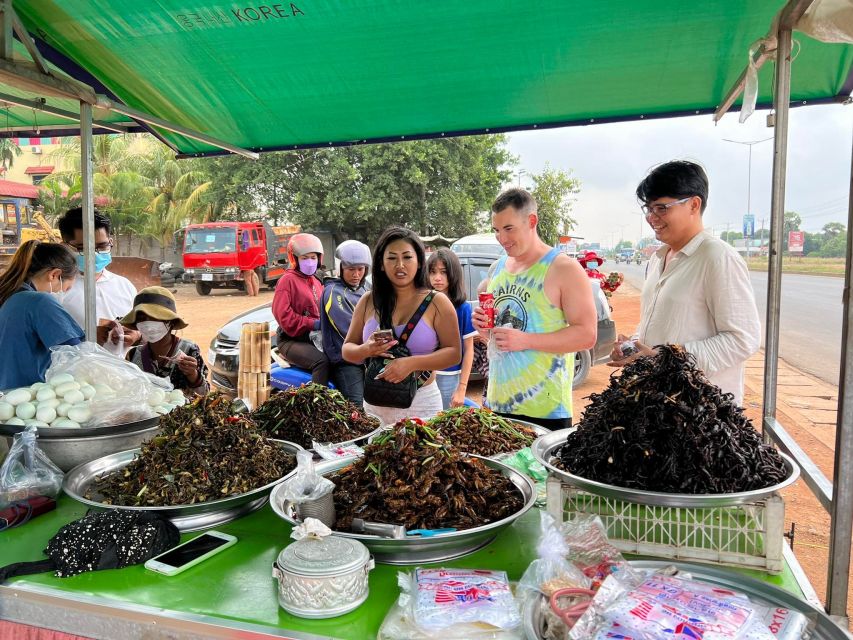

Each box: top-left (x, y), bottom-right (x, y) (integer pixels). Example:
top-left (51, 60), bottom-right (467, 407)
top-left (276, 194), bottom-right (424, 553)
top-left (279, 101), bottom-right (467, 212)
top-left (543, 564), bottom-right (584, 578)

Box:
top-left (57, 207), bottom-right (111, 241)
top-left (636, 160), bottom-right (709, 213)
top-left (0, 240), bottom-right (77, 306)
top-left (371, 226), bottom-right (428, 328)
top-left (491, 188), bottom-right (537, 215)
top-left (427, 248), bottom-right (466, 307)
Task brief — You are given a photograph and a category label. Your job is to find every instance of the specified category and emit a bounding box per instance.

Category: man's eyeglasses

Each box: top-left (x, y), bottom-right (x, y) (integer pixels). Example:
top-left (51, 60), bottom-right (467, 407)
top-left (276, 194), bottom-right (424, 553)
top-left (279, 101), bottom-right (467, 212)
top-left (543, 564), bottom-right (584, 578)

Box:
top-left (65, 241), bottom-right (113, 255)
top-left (642, 196), bottom-right (693, 217)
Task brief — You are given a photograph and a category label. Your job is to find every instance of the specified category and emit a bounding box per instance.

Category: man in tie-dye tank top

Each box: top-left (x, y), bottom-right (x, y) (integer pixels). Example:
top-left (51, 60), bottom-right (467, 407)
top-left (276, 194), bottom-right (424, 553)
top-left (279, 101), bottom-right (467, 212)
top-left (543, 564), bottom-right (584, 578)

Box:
top-left (472, 189), bottom-right (597, 430)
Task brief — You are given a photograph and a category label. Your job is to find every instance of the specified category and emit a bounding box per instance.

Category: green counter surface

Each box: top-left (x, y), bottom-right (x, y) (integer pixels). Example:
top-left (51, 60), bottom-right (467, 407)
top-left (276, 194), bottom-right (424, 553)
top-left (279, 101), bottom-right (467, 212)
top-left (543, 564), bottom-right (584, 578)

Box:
top-left (0, 495), bottom-right (806, 639)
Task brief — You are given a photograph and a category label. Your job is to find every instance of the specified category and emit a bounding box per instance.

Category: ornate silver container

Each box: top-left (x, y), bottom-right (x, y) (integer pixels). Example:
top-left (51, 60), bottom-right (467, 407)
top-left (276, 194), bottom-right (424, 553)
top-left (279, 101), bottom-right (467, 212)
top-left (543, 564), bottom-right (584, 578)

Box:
top-left (271, 534), bottom-right (374, 618)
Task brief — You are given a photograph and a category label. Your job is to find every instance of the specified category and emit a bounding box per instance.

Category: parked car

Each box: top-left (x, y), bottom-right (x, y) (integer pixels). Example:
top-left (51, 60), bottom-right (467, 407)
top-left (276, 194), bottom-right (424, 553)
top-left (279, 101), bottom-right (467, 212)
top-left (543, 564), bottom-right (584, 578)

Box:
top-left (208, 254), bottom-right (615, 394)
top-left (450, 234), bottom-right (506, 258)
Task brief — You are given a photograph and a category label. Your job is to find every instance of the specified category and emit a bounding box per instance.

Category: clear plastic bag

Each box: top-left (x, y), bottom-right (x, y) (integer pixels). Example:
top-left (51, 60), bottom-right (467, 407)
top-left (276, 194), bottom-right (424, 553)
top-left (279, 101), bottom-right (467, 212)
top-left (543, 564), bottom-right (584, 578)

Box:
top-left (102, 323), bottom-right (126, 359)
top-left (519, 511), bottom-right (590, 597)
top-left (378, 596), bottom-right (523, 639)
top-left (312, 440), bottom-right (364, 460)
top-left (46, 342), bottom-right (173, 427)
top-left (561, 514), bottom-right (640, 587)
top-left (280, 450), bottom-right (335, 503)
top-left (0, 427), bottom-right (63, 508)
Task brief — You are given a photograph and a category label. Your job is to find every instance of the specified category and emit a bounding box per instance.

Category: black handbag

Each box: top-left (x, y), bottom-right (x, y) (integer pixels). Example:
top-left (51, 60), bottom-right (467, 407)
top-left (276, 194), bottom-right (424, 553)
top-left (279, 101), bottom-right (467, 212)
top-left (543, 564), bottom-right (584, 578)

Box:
top-left (363, 291), bottom-right (435, 409)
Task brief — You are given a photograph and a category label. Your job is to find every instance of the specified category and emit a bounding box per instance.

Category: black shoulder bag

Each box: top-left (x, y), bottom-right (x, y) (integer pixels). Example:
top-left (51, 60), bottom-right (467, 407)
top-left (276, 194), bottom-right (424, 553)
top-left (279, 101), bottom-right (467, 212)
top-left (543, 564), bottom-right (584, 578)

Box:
top-left (363, 291), bottom-right (435, 409)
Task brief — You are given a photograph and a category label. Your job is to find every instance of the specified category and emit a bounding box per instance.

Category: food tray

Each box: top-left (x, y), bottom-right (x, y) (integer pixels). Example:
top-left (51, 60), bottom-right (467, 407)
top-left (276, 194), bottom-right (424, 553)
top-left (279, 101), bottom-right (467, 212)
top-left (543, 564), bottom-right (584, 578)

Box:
top-left (270, 455), bottom-right (536, 564)
top-left (63, 440), bottom-right (303, 532)
top-left (0, 415), bottom-right (160, 438)
top-left (532, 428), bottom-right (800, 508)
top-left (522, 560), bottom-right (851, 640)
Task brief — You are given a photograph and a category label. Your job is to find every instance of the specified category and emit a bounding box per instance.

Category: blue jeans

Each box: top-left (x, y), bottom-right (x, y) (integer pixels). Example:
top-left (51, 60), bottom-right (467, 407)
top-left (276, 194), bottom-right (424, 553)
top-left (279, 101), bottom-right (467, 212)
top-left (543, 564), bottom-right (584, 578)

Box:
top-left (435, 372), bottom-right (461, 410)
top-left (331, 363), bottom-right (365, 406)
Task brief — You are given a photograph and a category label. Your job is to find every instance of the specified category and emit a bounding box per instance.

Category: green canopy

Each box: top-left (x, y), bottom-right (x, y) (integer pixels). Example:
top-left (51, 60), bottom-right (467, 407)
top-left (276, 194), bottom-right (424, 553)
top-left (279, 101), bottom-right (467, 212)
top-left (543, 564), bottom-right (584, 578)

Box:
top-left (11, 0), bottom-right (853, 156)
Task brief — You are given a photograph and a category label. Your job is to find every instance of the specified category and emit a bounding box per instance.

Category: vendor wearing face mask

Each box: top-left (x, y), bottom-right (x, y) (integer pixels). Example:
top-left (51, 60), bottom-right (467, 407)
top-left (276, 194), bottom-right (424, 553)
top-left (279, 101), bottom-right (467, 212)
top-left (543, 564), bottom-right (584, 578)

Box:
top-left (57, 207), bottom-right (140, 347)
top-left (272, 233), bottom-right (330, 384)
top-left (0, 241), bottom-right (83, 389)
top-left (122, 287), bottom-right (209, 396)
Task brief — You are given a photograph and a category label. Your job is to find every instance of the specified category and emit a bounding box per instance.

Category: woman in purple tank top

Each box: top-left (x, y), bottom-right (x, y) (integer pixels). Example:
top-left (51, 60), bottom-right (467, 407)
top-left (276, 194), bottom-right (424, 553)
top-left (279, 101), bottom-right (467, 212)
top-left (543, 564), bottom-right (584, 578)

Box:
top-left (342, 227), bottom-right (461, 425)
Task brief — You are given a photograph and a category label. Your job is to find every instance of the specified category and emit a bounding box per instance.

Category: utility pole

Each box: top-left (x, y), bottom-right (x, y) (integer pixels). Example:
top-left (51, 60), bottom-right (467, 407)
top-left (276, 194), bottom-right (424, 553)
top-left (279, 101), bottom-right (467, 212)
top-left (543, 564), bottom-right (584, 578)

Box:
top-left (515, 169), bottom-right (526, 187)
top-left (724, 137), bottom-right (773, 262)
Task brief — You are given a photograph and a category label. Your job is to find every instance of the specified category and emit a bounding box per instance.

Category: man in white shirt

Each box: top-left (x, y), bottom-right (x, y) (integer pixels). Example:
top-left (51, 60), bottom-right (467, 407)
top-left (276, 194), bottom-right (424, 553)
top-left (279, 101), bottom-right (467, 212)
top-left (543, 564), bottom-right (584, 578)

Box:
top-left (58, 208), bottom-right (139, 346)
top-left (609, 161), bottom-right (761, 405)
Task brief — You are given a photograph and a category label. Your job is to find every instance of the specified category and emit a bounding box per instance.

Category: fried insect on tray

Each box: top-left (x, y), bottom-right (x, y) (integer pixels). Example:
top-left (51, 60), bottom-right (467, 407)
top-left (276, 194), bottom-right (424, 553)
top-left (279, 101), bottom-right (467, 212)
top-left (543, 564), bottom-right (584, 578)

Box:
top-left (558, 345), bottom-right (789, 494)
top-left (88, 394), bottom-right (296, 506)
top-left (427, 407), bottom-right (535, 456)
top-left (252, 383), bottom-right (380, 449)
top-left (333, 418), bottom-right (524, 531)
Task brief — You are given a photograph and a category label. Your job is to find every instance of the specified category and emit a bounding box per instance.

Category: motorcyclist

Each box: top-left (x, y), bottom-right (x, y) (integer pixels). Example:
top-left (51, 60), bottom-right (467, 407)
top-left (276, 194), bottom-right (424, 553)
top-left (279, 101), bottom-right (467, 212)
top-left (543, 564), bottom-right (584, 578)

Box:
top-left (320, 240), bottom-right (371, 404)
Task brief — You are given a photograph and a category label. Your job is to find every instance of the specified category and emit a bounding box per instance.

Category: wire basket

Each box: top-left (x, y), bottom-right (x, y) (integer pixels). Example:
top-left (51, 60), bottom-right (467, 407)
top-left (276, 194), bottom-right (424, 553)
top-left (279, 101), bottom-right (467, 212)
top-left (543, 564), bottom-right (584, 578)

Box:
top-left (546, 477), bottom-right (785, 573)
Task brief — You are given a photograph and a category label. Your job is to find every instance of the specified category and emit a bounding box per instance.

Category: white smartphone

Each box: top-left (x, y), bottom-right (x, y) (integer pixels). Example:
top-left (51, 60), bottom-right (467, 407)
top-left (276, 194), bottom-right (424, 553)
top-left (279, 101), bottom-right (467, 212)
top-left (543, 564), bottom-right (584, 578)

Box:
top-left (144, 530), bottom-right (237, 576)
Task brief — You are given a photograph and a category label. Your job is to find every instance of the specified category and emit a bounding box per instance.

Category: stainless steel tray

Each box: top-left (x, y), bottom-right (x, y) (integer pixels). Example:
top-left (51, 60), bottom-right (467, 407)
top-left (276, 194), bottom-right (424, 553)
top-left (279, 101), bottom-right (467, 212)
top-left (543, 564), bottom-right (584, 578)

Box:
top-left (532, 428), bottom-right (801, 507)
top-left (0, 415), bottom-right (160, 438)
top-left (270, 455), bottom-right (536, 564)
top-left (63, 440), bottom-right (303, 532)
top-left (522, 559), bottom-right (850, 640)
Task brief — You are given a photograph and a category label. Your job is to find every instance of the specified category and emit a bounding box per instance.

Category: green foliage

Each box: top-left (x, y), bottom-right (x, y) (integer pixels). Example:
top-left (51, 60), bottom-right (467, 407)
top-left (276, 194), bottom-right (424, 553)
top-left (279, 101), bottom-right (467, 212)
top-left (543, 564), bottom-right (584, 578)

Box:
top-left (615, 240), bottom-right (633, 250)
top-left (822, 221), bottom-right (845, 237)
top-left (529, 164), bottom-right (580, 246)
top-left (720, 231), bottom-right (744, 245)
top-left (816, 232), bottom-right (847, 258)
top-left (0, 139), bottom-right (21, 170)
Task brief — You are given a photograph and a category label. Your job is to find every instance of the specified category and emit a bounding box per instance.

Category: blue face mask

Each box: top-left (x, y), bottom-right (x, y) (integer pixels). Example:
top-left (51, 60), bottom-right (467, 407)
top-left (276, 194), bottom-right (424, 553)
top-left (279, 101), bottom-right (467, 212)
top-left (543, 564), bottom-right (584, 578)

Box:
top-left (77, 253), bottom-right (112, 274)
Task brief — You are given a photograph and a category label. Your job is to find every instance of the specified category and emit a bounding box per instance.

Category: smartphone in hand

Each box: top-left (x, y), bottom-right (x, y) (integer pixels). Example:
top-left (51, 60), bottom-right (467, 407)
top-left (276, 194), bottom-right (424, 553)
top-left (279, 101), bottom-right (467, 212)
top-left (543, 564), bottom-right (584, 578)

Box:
top-left (144, 530), bottom-right (236, 576)
top-left (372, 329), bottom-right (394, 344)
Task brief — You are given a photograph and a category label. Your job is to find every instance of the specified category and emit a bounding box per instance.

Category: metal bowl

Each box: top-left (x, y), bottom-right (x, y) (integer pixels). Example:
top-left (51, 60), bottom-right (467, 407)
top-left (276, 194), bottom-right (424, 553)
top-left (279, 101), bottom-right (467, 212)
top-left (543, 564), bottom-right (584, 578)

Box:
top-left (532, 428), bottom-right (801, 508)
top-left (1, 417), bottom-right (162, 472)
top-left (270, 455), bottom-right (536, 564)
top-left (522, 560), bottom-right (849, 640)
top-left (63, 440), bottom-right (303, 532)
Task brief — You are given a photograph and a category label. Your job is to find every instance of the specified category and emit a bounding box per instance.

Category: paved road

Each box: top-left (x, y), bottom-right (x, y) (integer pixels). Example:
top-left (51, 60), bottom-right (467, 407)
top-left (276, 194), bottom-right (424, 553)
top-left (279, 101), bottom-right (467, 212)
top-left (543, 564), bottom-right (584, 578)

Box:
top-left (617, 262), bottom-right (844, 386)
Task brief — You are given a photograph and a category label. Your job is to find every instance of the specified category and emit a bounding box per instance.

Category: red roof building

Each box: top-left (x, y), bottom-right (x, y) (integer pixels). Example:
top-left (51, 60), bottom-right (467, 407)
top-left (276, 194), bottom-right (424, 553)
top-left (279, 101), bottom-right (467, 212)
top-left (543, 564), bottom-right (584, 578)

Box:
top-left (24, 165), bottom-right (54, 175)
top-left (0, 179), bottom-right (39, 199)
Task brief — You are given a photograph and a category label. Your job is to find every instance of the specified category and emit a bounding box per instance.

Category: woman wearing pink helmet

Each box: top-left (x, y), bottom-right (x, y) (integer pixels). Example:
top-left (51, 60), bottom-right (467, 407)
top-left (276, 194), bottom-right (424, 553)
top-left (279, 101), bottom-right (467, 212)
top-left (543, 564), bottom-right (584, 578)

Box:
top-left (272, 233), bottom-right (329, 384)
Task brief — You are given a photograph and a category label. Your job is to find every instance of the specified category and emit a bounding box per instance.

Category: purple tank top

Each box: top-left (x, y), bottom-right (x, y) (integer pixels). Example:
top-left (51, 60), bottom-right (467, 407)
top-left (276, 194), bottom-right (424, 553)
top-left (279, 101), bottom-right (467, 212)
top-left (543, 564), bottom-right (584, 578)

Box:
top-left (363, 316), bottom-right (438, 355)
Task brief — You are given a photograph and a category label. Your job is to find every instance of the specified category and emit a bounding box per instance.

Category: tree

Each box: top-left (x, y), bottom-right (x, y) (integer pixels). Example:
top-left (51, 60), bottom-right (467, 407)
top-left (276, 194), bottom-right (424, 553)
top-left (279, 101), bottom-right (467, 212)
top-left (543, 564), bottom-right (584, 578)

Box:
top-left (529, 164), bottom-right (581, 246)
top-left (0, 139), bottom-right (21, 171)
top-left (817, 233), bottom-right (847, 258)
top-left (822, 222), bottom-right (846, 238)
top-left (783, 211), bottom-right (801, 234)
top-left (804, 231), bottom-right (825, 255)
top-left (720, 231), bottom-right (744, 245)
top-left (615, 240), bottom-right (633, 251)
top-left (38, 175), bottom-right (82, 222)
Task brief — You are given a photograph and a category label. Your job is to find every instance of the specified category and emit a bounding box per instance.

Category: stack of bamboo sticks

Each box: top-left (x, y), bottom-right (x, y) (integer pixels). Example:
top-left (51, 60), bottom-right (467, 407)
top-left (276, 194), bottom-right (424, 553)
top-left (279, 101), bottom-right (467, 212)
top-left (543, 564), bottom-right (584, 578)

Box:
top-left (237, 322), bottom-right (271, 410)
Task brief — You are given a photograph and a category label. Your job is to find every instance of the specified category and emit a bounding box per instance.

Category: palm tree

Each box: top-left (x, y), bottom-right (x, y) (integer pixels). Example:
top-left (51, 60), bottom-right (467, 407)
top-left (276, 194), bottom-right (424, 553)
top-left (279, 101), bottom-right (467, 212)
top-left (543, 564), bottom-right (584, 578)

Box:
top-left (37, 175), bottom-right (82, 222)
top-left (0, 139), bottom-right (22, 172)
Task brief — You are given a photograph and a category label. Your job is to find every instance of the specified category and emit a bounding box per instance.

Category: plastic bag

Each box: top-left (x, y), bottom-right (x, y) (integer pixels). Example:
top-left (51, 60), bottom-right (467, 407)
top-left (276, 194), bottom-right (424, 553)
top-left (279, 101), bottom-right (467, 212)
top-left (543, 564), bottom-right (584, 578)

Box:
top-left (561, 514), bottom-right (640, 588)
top-left (570, 571), bottom-right (776, 640)
top-left (46, 342), bottom-right (173, 427)
top-left (401, 568), bottom-right (522, 632)
top-left (312, 440), bottom-right (364, 460)
top-left (798, 0), bottom-right (853, 44)
top-left (280, 450), bottom-right (335, 503)
top-left (0, 427), bottom-right (63, 508)
top-left (519, 512), bottom-right (590, 597)
top-left (378, 597), bottom-right (523, 639)
top-left (102, 323), bottom-right (126, 359)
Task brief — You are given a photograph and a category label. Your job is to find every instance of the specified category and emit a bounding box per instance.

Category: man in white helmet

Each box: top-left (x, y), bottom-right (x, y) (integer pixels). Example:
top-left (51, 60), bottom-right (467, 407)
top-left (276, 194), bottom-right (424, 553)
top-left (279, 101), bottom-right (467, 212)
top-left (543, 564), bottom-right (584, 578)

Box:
top-left (320, 240), bottom-right (372, 404)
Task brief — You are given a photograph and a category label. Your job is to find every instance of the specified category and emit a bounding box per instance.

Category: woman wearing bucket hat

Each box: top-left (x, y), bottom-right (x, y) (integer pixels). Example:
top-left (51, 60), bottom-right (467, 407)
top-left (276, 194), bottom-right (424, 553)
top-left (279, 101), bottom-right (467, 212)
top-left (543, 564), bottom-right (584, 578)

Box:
top-left (272, 233), bottom-right (330, 384)
top-left (122, 286), bottom-right (209, 396)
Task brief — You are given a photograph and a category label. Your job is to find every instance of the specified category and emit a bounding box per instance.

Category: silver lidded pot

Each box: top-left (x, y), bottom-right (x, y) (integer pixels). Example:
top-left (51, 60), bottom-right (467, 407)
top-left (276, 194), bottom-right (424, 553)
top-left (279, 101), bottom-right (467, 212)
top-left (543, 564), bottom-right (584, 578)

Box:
top-left (272, 518), bottom-right (374, 619)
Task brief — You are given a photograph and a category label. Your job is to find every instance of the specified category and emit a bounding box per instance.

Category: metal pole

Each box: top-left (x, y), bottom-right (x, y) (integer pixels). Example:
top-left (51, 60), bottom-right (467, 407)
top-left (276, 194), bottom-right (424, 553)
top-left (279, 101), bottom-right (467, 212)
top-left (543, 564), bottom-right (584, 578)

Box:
top-left (825, 116), bottom-right (853, 621)
top-left (79, 101), bottom-right (96, 342)
top-left (762, 28), bottom-right (792, 433)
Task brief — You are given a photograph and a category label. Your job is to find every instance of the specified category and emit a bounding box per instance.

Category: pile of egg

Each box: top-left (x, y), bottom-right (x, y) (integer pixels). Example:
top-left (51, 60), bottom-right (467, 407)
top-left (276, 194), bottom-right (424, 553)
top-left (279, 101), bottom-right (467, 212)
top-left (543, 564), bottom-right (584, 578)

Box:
top-left (0, 373), bottom-right (186, 428)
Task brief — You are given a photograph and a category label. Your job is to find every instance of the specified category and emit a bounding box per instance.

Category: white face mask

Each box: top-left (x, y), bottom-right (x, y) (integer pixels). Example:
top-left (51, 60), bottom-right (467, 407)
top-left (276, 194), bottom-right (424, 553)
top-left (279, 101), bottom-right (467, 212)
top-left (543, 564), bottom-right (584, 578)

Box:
top-left (137, 320), bottom-right (170, 343)
top-left (49, 276), bottom-right (66, 303)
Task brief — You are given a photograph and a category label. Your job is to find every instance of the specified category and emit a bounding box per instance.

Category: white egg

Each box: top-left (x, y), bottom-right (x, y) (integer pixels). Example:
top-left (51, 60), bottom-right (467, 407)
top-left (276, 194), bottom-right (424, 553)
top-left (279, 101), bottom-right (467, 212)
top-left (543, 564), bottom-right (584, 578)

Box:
top-left (4, 417), bottom-right (25, 426)
top-left (169, 390), bottom-right (185, 403)
top-left (148, 389), bottom-right (166, 407)
top-left (80, 385), bottom-right (96, 400)
top-left (55, 402), bottom-right (71, 417)
top-left (36, 406), bottom-right (57, 424)
top-left (172, 395), bottom-right (187, 407)
top-left (49, 373), bottom-right (75, 387)
top-left (67, 406), bottom-right (92, 424)
top-left (56, 382), bottom-right (81, 397)
top-left (0, 402), bottom-right (14, 421)
top-left (30, 382), bottom-right (49, 392)
top-left (39, 398), bottom-right (61, 410)
top-left (63, 390), bottom-right (85, 405)
top-left (35, 387), bottom-right (57, 402)
top-left (4, 388), bottom-right (33, 406)
top-left (15, 402), bottom-right (36, 420)
top-left (51, 418), bottom-right (81, 429)
top-left (26, 420), bottom-right (50, 428)
top-left (154, 404), bottom-right (172, 415)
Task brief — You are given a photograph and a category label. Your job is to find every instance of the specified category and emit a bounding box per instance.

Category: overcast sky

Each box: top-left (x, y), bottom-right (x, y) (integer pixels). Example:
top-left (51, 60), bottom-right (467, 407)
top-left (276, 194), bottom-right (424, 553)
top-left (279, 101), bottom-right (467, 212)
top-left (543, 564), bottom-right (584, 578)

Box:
top-left (505, 103), bottom-right (853, 248)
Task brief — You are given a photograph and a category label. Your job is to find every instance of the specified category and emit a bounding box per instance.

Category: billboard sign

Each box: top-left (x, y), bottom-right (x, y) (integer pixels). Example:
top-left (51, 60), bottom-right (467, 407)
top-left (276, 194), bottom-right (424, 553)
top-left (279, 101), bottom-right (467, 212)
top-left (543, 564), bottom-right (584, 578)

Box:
top-left (788, 230), bottom-right (805, 254)
top-left (743, 214), bottom-right (755, 238)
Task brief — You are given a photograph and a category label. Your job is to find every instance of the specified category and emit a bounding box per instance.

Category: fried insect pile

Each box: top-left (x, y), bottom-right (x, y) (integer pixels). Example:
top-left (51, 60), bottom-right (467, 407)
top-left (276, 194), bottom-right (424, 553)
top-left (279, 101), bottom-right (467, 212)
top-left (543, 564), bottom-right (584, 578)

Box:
top-left (89, 394), bottom-right (296, 506)
top-left (427, 407), bottom-right (535, 457)
top-left (559, 345), bottom-right (789, 494)
top-left (252, 383), bottom-right (380, 449)
top-left (333, 418), bottom-right (525, 531)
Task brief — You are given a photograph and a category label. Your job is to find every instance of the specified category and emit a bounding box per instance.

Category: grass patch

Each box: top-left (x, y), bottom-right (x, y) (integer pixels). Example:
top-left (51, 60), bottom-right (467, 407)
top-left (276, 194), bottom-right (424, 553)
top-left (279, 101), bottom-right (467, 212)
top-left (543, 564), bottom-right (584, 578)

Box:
top-left (746, 256), bottom-right (845, 276)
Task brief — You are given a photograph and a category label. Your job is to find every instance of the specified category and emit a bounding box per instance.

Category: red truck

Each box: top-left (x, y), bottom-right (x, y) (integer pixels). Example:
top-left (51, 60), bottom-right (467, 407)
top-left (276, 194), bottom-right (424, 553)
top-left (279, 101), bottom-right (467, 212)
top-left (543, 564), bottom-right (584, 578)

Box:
top-left (182, 221), bottom-right (297, 295)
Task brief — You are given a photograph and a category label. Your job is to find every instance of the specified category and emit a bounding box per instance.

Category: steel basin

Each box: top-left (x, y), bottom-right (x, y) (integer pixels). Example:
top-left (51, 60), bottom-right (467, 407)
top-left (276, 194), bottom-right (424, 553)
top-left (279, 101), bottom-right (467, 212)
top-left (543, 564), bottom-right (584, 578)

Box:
top-left (532, 428), bottom-right (801, 508)
top-left (270, 455), bottom-right (536, 564)
top-left (63, 440), bottom-right (303, 532)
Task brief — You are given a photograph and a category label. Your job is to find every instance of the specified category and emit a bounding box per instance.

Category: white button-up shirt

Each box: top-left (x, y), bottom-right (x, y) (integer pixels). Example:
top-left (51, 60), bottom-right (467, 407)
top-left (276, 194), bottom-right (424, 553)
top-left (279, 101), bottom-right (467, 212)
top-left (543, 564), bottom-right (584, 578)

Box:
top-left (62, 269), bottom-right (138, 328)
top-left (638, 231), bottom-right (761, 405)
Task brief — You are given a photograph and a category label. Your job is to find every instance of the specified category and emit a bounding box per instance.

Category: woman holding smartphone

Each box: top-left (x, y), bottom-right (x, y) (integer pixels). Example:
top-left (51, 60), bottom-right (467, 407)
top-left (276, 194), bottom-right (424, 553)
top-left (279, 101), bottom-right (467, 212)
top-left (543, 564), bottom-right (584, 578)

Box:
top-left (342, 227), bottom-right (460, 425)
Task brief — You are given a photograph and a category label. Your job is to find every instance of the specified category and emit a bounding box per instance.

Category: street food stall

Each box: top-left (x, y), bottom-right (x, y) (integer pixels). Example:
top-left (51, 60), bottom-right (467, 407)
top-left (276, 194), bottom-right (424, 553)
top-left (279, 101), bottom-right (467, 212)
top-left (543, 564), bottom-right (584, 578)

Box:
top-left (2, 0), bottom-right (853, 637)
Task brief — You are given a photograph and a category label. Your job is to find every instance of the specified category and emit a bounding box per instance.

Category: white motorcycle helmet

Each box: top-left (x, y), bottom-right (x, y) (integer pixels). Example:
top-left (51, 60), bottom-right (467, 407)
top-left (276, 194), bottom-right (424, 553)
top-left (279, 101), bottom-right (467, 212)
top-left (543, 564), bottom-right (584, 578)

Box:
top-left (335, 240), bottom-right (371, 285)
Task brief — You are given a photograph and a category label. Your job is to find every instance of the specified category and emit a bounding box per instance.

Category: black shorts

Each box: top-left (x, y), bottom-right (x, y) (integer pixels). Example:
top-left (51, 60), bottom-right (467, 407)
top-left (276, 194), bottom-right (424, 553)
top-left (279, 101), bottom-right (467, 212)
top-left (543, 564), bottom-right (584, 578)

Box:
top-left (495, 412), bottom-right (572, 431)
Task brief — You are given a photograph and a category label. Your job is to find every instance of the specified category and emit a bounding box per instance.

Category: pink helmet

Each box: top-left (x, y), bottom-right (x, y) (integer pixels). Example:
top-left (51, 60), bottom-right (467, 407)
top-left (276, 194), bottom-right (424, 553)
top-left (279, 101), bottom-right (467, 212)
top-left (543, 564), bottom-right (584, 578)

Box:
top-left (287, 233), bottom-right (323, 269)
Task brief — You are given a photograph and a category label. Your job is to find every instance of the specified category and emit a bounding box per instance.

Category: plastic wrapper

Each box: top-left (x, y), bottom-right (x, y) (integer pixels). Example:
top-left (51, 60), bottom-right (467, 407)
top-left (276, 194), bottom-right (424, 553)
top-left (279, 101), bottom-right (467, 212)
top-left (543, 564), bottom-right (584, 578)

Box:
top-left (399, 568), bottom-right (522, 632)
top-left (0, 427), bottom-right (63, 508)
top-left (378, 597), bottom-right (523, 640)
top-left (561, 514), bottom-right (640, 588)
top-left (519, 512), bottom-right (590, 597)
top-left (312, 440), bottom-right (364, 460)
top-left (46, 342), bottom-right (173, 427)
top-left (798, 0), bottom-right (853, 44)
top-left (290, 517), bottom-right (332, 541)
top-left (280, 450), bottom-right (335, 503)
top-left (570, 572), bottom-right (777, 640)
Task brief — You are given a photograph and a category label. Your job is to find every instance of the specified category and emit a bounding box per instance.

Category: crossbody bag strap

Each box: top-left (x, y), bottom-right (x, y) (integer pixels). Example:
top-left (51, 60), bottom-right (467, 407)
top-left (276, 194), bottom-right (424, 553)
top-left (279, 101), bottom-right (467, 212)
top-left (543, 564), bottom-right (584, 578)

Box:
top-left (395, 290), bottom-right (435, 348)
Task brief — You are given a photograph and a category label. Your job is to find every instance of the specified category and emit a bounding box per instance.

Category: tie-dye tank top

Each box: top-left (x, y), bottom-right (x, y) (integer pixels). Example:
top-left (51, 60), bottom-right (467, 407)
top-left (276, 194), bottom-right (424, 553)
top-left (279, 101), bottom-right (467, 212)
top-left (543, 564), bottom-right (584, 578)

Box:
top-left (486, 247), bottom-right (573, 419)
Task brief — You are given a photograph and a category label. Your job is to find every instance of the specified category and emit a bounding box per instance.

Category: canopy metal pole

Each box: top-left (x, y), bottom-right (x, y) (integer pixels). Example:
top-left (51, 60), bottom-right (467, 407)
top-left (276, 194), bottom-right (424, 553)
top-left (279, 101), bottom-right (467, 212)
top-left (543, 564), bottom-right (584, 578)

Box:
top-left (79, 101), bottom-right (96, 342)
top-left (826, 120), bottom-right (853, 621)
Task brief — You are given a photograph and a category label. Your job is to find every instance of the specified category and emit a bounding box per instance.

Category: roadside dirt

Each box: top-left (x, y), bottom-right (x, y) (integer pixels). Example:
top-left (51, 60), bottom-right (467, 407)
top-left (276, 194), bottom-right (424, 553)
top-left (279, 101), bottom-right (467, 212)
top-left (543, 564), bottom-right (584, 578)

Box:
top-left (175, 280), bottom-right (847, 619)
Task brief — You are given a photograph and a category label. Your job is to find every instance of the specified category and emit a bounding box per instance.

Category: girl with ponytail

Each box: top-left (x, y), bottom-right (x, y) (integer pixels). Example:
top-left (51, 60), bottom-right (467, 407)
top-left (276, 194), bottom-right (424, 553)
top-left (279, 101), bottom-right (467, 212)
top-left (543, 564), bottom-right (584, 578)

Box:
top-left (0, 240), bottom-right (84, 388)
